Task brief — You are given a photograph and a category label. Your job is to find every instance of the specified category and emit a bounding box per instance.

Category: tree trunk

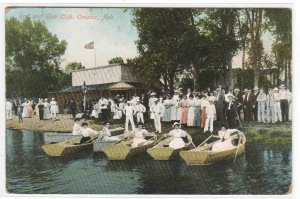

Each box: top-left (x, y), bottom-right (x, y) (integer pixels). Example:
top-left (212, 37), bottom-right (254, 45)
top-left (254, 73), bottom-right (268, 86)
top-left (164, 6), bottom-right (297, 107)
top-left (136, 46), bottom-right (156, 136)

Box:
top-left (193, 62), bottom-right (201, 92)
top-left (254, 69), bottom-right (260, 87)
top-left (241, 41), bottom-right (246, 90)
top-left (288, 58), bottom-right (292, 89)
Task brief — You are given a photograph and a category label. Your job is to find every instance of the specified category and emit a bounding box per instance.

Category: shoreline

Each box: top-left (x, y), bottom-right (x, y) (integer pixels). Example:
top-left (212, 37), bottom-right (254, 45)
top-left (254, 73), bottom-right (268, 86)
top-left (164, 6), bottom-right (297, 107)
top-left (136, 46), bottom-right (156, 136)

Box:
top-left (6, 114), bottom-right (292, 145)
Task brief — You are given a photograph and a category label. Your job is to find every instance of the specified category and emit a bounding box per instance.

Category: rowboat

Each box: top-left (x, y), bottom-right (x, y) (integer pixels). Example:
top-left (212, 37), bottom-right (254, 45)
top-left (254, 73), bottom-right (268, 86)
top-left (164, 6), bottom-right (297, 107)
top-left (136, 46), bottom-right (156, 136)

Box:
top-left (41, 134), bottom-right (98, 157)
top-left (43, 127), bottom-right (124, 144)
top-left (102, 134), bottom-right (158, 160)
top-left (147, 134), bottom-right (193, 160)
top-left (93, 131), bottom-right (130, 153)
top-left (179, 131), bottom-right (246, 166)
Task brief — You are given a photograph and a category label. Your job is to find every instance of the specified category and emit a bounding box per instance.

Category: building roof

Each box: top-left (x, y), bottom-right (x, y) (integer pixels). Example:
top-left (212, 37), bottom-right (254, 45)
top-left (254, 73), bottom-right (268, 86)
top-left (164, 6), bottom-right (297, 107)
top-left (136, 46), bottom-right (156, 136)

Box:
top-left (49, 81), bottom-right (144, 94)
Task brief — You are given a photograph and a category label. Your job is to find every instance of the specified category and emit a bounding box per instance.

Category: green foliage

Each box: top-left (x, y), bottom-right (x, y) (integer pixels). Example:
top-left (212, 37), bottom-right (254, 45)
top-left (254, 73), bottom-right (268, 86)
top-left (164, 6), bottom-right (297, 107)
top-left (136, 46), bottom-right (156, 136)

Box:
top-left (108, 57), bottom-right (124, 64)
top-left (65, 62), bottom-right (85, 74)
top-left (5, 18), bottom-right (68, 98)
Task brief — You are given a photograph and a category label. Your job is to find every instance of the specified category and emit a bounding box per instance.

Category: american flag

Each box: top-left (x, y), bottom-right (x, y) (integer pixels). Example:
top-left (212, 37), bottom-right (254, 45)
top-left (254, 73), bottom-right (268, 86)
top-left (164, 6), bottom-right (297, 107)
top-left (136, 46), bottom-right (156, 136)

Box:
top-left (84, 41), bottom-right (94, 49)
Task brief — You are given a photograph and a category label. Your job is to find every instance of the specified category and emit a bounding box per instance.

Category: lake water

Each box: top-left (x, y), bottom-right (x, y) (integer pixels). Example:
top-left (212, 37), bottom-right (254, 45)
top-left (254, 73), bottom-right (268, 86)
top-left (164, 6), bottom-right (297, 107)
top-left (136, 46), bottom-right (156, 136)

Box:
top-left (6, 129), bottom-right (291, 194)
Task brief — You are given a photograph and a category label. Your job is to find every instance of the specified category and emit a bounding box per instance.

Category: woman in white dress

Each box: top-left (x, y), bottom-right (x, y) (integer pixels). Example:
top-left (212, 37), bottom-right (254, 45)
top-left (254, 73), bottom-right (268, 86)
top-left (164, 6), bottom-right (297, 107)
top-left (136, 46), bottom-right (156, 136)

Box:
top-left (170, 91), bottom-right (179, 121)
top-left (131, 123), bottom-right (154, 148)
top-left (176, 95), bottom-right (182, 121)
top-left (211, 126), bottom-right (238, 152)
top-left (162, 95), bottom-right (172, 122)
top-left (113, 99), bottom-right (122, 120)
top-left (166, 122), bottom-right (188, 149)
top-left (21, 100), bottom-right (28, 118)
top-left (99, 122), bottom-right (120, 142)
top-left (187, 95), bottom-right (195, 126)
top-left (43, 99), bottom-right (51, 120)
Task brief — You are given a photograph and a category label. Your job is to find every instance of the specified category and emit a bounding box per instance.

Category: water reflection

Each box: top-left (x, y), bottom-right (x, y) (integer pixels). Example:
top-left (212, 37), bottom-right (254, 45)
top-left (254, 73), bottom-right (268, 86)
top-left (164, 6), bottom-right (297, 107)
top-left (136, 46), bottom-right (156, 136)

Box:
top-left (6, 129), bottom-right (291, 194)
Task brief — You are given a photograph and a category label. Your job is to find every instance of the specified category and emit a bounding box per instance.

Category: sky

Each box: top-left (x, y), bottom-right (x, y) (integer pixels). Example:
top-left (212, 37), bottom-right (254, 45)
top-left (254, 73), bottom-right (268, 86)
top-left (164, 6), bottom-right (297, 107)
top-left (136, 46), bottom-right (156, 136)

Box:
top-left (5, 7), bottom-right (273, 69)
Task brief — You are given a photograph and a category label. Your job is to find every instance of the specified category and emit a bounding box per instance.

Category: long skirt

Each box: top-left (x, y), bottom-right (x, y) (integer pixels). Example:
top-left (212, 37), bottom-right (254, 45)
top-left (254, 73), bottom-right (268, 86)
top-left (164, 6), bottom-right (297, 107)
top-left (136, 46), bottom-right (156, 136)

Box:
top-left (194, 106), bottom-right (201, 127)
top-left (180, 107), bottom-right (188, 124)
top-left (162, 107), bottom-right (171, 122)
top-left (187, 107), bottom-right (195, 126)
top-left (170, 105), bottom-right (177, 121)
top-left (44, 108), bottom-right (51, 120)
top-left (169, 138), bottom-right (185, 149)
top-left (36, 106), bottom-right (39, 116)
top-left (28, 106), bottom-right (33, 118)
top-left (177, 107), bottom-right (182, 121)
top-left (201, 107), bottom-right (207, 128)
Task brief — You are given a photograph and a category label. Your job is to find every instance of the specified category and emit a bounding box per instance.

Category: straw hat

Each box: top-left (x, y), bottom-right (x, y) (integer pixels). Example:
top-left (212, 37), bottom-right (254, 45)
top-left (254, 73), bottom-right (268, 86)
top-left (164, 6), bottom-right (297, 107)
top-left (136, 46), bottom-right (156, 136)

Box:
top-left (172, 122), bottom-right (181, 128)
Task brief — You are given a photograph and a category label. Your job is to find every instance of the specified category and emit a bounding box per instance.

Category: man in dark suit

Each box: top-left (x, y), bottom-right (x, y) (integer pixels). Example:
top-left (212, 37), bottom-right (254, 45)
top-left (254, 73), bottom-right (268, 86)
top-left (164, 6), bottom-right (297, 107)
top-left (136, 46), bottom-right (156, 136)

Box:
top-left (225, 93), bottom-right (239, 129)
top-left (70, 98), bottom-right (77, 119)
top-left (215, 88), bottom-right (226, 124)
top-left (243, 89), bottom-right (256, 122)
top-left (253, 87), bottom-right (259, 121)
top-left (140, 93), bottom-right (149, 119)
top-left (233, 88), bottom-right (243, 120)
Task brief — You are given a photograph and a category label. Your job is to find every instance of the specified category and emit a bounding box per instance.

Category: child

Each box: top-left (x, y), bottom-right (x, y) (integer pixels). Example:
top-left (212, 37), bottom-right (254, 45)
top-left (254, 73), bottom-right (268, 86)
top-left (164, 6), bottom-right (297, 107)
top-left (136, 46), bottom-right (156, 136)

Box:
top-left (204, 98), bottom-right (216, 133)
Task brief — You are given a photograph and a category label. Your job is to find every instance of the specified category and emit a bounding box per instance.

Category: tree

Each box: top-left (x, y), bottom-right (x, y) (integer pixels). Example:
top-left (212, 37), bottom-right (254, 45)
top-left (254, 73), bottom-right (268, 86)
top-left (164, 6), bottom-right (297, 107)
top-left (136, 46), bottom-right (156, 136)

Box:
top-left (65, 62), bottom-right (85, 74)
top-left (265, 9), bottom-right (292, 88)
top-left (130, 8), bottom-right (195, 92)
top-left (198, 8), bottom-right (240, 89)
top-left (245, 8), bottom-right (266, 87)
top-left (108, 57), bottom-right (124, 64)
top-left (6, 17), bottom-right (67, 98)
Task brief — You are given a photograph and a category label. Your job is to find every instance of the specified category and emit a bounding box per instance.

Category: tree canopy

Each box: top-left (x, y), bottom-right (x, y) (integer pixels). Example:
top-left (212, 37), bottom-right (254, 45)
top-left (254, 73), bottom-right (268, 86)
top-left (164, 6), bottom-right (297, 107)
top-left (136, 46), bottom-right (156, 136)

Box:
top-left (6, 18), bottom-right (68, 98)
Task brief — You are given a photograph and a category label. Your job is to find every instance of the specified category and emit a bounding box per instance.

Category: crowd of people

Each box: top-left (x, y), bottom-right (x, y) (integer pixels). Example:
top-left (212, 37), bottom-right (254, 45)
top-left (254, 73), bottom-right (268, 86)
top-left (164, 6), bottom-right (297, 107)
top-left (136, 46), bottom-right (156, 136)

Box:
top-left (79, 84), bottom-right (292, 133)
top-left (6, 84), bottom-right (292, 134)
top-left (5, 98), bottom-right (59, 122)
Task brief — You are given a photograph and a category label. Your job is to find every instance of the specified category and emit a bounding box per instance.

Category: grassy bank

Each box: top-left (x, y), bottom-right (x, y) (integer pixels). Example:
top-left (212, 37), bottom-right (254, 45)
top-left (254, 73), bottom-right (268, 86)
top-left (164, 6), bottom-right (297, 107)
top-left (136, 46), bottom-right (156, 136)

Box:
top-left (6, 115), bottom-right (292, 145)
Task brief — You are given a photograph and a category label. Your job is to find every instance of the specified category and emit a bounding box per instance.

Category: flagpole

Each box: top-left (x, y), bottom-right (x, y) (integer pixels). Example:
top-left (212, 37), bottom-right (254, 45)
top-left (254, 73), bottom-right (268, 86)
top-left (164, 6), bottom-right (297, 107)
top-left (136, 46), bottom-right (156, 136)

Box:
top-left (94, 48), bottom-right (96, 68)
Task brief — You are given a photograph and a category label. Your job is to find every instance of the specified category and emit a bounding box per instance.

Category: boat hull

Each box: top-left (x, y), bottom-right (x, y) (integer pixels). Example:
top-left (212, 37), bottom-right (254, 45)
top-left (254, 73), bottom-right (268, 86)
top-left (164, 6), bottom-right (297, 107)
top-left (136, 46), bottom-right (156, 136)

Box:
top-left (93, 132), bottom-right (129, 152)
top-left (147, 135), bottom-right (193, 160)
top-left (41, 135), bottom-right (97, 157)
top-left (43, 127), bottom-right (124, 144)
top-left (180, 132), bottom-right (246, 165)
top-left (102, 136), bottom-right (157, 160)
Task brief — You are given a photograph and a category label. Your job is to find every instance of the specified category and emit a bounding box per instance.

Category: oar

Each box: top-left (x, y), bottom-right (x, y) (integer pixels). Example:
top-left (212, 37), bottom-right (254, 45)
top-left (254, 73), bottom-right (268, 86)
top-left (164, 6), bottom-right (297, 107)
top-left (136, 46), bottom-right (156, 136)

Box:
top-left (234, 134), bottom-right (243, 163)
top-left (198, 134), bottom-right (213, 148)
top-left (153, 133), bottom-right (165, 144)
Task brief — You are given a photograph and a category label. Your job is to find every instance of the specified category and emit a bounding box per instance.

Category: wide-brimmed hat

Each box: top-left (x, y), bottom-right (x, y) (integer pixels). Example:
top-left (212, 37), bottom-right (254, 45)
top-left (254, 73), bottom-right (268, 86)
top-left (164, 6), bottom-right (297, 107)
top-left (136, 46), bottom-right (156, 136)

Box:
top-left (253, 87), bottom-right (259, 90)
top-left (150, 92), bottom-right (156, 96)
top-left (234, 88), bottom-right (240, 92)
top-left (279, 84), bottom-right (286, 88)
top-left (172, 122), bottom-right (181, 128)
top-left (127, 101), bottom-right (131, 104)
top-left (52, 98), bottom-right (54, 100)
top-left (227, 93), bottom-right (234, 98)
top-left (274, 87), bottom-right (279, 91)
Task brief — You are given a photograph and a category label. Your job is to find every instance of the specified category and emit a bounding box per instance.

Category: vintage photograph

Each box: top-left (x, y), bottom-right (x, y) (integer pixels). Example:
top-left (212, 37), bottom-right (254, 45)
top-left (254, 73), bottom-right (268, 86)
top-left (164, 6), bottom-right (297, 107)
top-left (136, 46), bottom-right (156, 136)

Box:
top-left (5, 6), bottom-right (292, 195)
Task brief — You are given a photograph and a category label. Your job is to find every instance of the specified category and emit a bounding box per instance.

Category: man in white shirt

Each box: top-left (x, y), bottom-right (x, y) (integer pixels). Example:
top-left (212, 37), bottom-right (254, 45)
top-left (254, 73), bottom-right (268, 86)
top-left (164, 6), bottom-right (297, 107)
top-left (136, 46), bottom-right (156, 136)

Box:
top-left (123, 101), bottom-right (137, 132)
top-left (50, 98), bottom-right (58, 121)
top-left (99, 96), bottom-right (109, 122)
top-left (273, 87), bottom-right (282, 123)
top-left (6, 99), bottom-right (12, 120)
top-left (72, 118), bottom-right (82, 135)
top-left (150, 98), bottom-right (164, 133)
top-left (148, 92), bottom-right (156, 120)
top-left (79, 122), bottom-right (98, 144)
top-left (204, 98), bottom-right (216, 133)
top-left (135, 99), bottom-right (146, 124)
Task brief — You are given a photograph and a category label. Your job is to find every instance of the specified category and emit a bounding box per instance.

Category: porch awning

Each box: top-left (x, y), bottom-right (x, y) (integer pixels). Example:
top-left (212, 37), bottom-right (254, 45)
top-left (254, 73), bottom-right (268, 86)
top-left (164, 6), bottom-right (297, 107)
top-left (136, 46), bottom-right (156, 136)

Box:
top-left (108, 82), bottom-right (135, 90)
